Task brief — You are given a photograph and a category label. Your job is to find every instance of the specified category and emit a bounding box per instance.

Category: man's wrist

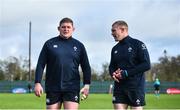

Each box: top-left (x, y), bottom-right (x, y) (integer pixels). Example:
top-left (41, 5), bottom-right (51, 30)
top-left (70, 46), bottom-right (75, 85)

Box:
top-left (121, 70), bottom-right (128, 79)
top-left (84, 84), bottom-right (90, 89)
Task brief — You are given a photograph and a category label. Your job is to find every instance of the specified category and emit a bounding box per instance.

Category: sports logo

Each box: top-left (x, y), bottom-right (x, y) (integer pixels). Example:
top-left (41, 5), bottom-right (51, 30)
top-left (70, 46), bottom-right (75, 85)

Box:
top-left (141, 44), bottom-right (146, 50)
top-left (75, 95), bottom-right (78, 101)
top-left (73, 46), bottom-right (77, 51)
top-left (46, 98), bottom-right (50, 103)
top-left (128, 47), bottom-right (132, 52)
top-left (114, 50), bottom-right (118, 54)
top-left (136, 99), bottom-right (140, 105)
top-left (112, 96), bottom-right (116, 101)
top-left (53, 45), bottom-right (58, 48)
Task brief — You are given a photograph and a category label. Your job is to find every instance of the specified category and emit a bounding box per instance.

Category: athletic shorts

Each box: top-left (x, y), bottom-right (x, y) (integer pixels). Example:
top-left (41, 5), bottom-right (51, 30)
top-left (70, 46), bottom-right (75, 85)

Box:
top-left (154, 85), bottom-right (160, 91)
top-left (46, 91), bottom-right (80, 105)
top-left (112, 89), bottom-right (145, 106)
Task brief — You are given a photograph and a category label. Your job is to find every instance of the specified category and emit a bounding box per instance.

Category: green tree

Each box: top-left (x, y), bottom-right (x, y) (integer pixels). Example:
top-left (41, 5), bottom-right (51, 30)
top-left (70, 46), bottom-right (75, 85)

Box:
top-left (5, 56), bottom-right (21, 81)
top-left (0, 60), bottom-right (5, 80)
top-left (0, 59), bottom-right (6, 80)
top-left (91, 68), bottom-right (99, 81)
top-left (2, 56), bottom-right (30, 81)
top-left (153, 50), bottom-right (180, 82)
top-left (0, 70), bottom-right (4, 80)
top-left (100, 62), bottom-right (112, 81)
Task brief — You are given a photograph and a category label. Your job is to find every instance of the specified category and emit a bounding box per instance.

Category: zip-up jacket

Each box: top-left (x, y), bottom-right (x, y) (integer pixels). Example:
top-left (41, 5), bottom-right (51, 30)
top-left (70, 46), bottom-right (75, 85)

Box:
top-left (35, 36), bottom-right (91, 92)
top-left (109, 36), bottom-right (150, 91)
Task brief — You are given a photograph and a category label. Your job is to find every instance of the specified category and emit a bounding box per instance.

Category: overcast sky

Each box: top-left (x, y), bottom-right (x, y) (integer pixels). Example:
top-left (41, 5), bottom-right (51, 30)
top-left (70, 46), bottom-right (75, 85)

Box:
top-left (0, 0), bottom-right (180, 71)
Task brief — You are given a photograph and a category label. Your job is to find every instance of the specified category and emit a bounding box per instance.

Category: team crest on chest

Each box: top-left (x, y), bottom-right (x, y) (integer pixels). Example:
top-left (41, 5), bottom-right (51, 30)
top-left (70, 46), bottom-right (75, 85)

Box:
top-left (128, 47), bottom-right (132, 52)
top-left (73, 46), bottom-right (77, 51)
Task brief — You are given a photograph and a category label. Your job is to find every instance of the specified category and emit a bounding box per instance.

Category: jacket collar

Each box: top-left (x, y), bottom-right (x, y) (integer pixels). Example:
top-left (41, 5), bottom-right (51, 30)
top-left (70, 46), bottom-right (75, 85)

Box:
top-left (119, 35), bottom-right (130, 43)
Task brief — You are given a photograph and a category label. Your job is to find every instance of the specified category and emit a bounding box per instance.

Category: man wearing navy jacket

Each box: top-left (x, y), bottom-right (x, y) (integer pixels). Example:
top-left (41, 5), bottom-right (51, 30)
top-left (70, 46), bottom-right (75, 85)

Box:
top-left (34, 17), bottom-right (91, 110)
top-left (109, 20), bottom-right (151, 110)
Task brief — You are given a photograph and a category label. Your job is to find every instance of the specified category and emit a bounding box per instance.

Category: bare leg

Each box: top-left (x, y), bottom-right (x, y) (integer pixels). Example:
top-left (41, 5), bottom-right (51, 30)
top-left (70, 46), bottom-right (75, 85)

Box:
top-left (63, 101), bottom-right (79, 110)
top-left (114, 103), bottom-right (128, 110)
top-left (46, 102), bottom-right (61, 110)
top-left (131, 106), bottom-right (143, 110)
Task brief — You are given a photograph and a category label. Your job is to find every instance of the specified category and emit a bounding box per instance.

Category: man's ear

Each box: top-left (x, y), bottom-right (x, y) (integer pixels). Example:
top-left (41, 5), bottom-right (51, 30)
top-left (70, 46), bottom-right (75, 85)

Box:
top-left (57, 26), bottom-right (60, 30)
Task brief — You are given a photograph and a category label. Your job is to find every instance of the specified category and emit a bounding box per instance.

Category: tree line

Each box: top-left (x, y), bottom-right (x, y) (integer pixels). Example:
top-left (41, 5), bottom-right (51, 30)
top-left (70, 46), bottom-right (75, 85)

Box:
top-left (0, 51), bottom-right (180, 82)
top-left (148, 50), bottom-right (180, 82)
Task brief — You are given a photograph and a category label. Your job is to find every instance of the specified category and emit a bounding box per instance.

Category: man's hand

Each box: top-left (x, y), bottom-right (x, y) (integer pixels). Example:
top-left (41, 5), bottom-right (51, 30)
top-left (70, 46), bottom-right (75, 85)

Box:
top-left (80, 84), bottom-right (90, 101)
top-left (34, 83), bottom-right (43, 97)
top-left (112, 68), bottom-right (123, 82)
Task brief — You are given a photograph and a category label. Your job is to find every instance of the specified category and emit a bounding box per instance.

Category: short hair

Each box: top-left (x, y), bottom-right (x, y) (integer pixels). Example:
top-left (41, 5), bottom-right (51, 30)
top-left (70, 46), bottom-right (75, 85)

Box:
top-left (112, 20), bottom-right (128, 29)
top-left (59, 17), bottom-right (73, 26)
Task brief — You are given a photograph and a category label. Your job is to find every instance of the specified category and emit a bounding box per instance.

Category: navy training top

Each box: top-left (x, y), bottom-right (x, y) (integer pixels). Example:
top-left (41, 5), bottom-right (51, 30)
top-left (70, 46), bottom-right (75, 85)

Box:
top-left (35, 36), bottom-right (91, 92)
top-left (109, 36), bottom-right (151, 91)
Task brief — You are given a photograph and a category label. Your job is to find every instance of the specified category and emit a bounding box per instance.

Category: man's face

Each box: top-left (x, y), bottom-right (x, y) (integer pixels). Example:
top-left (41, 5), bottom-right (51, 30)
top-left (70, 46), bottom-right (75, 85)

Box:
top-left (58, 22), bottom-right (74, 39)
top-left (111, 25), bottom-right (125, 41)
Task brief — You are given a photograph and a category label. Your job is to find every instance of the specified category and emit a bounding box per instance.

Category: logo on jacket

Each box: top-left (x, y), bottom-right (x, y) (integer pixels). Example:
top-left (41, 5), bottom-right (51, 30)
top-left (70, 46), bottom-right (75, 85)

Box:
top-left (112, 96), bottom-right (116, 101)
top-left (128, 47), bottom-right (132, 52)
top-left (46, 98), bottom-right (50, 103)
top-left (141, 44), bottom-right (146, 50)
top-left (53, 45), bottom-right (58, 48)
top-left (73, 46), bottom-right (77, 51)
top-left (136, 99), bottom-right (140, 105)
top-left (75, 96), bottom-right (78, 101)
top-left (114, 50), bottom-right (118, 54)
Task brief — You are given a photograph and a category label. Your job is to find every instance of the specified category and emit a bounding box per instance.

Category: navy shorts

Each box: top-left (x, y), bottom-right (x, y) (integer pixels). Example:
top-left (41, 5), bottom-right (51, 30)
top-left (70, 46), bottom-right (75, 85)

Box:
top-left (112, 89), bottom-right (145, 106)
top-left (46, 91), bottom-right (80, 105)
top-left (154, 85), bottom-right (160, 91)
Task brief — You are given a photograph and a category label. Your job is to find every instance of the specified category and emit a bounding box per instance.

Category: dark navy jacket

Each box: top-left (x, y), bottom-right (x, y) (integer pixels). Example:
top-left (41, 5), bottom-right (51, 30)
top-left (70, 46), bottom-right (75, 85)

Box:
top-left (109, 36), bottom-right (150, 91)
top-left (35, 36), bottom-right (91, 92)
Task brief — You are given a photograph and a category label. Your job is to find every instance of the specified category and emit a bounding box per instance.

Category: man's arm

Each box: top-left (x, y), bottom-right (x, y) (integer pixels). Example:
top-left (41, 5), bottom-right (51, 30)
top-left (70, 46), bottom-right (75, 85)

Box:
top-left (109, 49), bottom-right (116, 77)
top-left (35, 43), bottom-right (47, 83)
top-left (80, 45), bottom-right (91, 85)
top-left (80, 45), bottom-right (91, 99)
top-left (34, 43), bottom-right (47, 97)
top-left (123, 42), bottom-right (151, 77)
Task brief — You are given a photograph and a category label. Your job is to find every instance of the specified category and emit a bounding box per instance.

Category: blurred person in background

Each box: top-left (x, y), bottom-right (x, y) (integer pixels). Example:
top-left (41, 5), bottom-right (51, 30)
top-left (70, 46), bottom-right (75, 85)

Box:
top-left (154, 78), bottom-right (160, 97)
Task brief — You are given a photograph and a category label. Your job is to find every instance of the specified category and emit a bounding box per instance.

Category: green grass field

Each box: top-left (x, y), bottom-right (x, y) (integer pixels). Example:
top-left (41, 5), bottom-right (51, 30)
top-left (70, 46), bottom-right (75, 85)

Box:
top-left (0, 93), bottom-right (180, 109)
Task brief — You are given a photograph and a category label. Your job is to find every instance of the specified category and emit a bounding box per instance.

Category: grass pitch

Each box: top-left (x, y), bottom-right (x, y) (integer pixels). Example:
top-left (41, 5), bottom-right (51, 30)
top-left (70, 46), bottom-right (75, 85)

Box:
top-left (0, 93), bottom-right (180, 109)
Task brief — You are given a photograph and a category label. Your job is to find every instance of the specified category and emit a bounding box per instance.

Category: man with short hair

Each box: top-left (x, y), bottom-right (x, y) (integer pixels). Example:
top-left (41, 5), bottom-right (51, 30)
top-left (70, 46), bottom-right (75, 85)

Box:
top-left (109, 20), bottom-right (151, 110)
top-left (34, 17), bottom-right (91, 109)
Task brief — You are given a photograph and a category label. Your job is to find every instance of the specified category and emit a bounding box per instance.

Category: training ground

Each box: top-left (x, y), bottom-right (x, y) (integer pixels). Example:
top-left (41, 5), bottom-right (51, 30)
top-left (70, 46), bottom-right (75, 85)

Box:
top-left (0, 93), bottom-right (180, 109)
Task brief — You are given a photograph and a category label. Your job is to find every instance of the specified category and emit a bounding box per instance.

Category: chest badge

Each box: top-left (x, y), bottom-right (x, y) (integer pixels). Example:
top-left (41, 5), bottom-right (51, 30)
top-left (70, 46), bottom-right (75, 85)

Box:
top-left (128, 47), bottom-right (132, 52)
top-left (53, 45), bottom-right (58, 48)
top-left (114, 50), bottom-right (118, 54)
top-left (73, 46), bottom-right (77, 51)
